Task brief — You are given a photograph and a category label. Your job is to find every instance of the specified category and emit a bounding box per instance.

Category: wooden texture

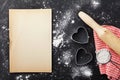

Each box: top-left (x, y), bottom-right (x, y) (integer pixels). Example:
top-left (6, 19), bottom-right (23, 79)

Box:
top-left (79, 11), bottom-right (120, 55)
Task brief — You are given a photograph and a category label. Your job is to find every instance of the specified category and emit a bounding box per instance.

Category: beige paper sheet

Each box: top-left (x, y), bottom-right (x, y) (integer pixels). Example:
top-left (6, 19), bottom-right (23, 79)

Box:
top-left (9, 9), bottom-right (52, 73)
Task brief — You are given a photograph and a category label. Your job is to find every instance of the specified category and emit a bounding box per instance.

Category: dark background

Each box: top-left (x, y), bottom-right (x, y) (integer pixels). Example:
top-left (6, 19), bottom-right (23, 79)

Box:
top-left (0, 0), bottom-right (120, 80)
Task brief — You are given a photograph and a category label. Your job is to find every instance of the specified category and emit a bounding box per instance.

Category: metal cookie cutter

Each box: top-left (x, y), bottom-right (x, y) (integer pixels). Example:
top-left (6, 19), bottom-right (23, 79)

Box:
top-left (72, 26), bottom-right (89, 44)
top-left (96, 48), bottom-right (120, 70)
top-left (75, 47), bottom-right (93, 65)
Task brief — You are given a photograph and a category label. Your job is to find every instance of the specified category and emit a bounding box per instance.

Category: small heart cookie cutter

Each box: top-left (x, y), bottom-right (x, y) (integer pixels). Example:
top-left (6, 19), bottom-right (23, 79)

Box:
top-left (75, 47), bottom-right (93, 65)
top-left (72, 26), bottom-right (89, 44)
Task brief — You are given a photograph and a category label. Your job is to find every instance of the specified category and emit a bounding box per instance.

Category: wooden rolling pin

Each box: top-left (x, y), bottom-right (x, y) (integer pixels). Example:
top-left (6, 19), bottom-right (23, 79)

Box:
top-left (78, 11), bottom-right (120, 55)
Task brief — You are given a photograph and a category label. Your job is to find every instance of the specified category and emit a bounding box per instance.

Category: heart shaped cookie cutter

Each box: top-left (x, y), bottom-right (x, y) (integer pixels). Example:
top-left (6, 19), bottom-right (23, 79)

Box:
top-left (72, 26), bottom-right (89, 44)
top-left (75, 47), bottom-right (93, 65)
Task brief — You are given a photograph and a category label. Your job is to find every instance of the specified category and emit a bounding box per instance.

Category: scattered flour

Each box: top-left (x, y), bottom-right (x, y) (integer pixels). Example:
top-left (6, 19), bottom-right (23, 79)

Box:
top-left (71, 20), bottom-right (75, 24)
top-left (71, 66), bottom-right (92, 79)
top-left (61, 51), bottom-right (73, 66)
top-left (53, 32), bottom-right (65, 47)
top-left (1, 25), bottom-right (6, 30)
top-left (91, 0), bottom-right (101, 9)
top-left (16, 75), bottom-right (31, 80)
top-left (80, 66), bottom-right (92, 77)
top-left (53, 9), bottom-right (73, 48)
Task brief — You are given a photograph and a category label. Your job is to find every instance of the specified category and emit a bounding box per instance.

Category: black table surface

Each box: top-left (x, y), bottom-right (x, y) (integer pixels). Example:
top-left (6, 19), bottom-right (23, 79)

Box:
top-left (0, 0), bottom-right (120, 80)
